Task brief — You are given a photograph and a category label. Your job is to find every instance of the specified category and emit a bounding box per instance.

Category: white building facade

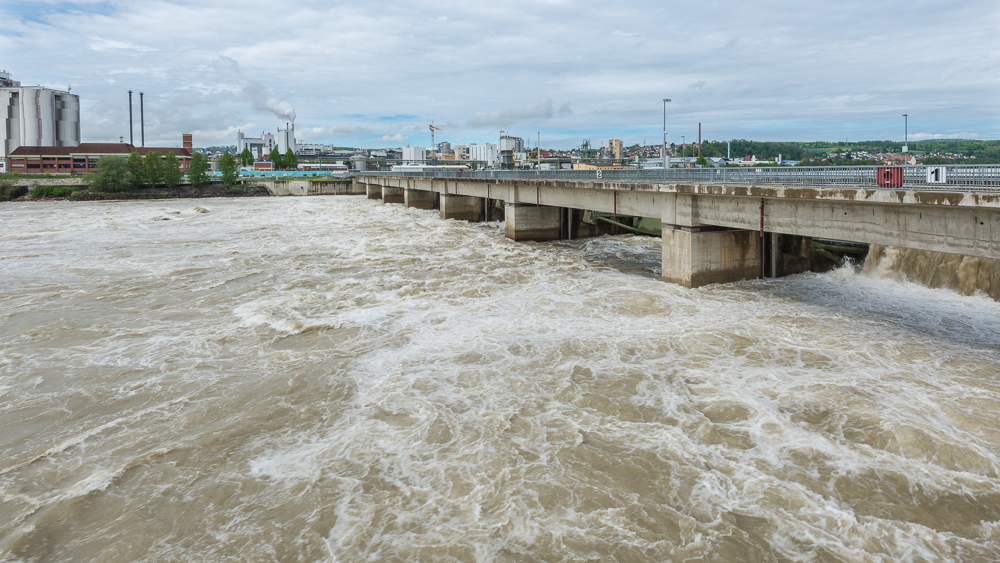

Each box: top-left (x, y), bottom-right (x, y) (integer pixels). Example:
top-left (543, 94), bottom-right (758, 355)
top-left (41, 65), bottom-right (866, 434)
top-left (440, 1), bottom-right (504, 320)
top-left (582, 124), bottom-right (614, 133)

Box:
top-left (402, 146), bottom-right (427, 163)
top-left (468, 143), bottom-right (497, 164)
top-left (276, 122), bottom-right (296, 154)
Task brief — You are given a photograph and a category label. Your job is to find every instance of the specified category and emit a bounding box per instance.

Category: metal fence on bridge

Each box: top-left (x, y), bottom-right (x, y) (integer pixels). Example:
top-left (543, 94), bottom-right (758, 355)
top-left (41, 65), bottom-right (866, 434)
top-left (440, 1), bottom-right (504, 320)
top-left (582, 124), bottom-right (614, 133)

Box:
top-left (353, 165), bottom-right (1000, 192)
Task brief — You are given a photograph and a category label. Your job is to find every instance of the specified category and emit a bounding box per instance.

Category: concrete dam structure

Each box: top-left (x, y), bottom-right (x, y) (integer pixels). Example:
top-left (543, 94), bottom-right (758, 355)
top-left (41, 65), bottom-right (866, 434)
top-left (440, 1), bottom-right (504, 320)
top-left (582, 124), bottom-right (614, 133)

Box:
top-left (352, 170), bottom-right (1000, 289)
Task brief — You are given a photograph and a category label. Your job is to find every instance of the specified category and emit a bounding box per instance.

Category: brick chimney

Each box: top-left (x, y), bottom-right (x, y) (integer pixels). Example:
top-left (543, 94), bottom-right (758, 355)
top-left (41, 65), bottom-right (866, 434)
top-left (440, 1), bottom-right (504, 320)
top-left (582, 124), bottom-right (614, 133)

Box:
top-left (182, 134), bottom-right (193, 153)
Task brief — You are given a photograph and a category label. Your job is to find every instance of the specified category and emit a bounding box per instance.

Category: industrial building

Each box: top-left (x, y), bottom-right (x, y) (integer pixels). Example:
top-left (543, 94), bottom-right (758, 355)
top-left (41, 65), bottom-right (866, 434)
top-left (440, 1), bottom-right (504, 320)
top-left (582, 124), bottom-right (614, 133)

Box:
top-left (499, 135), bottom-right (524, 153)
top-left (237, 121), bottom-right (346, 159)
top-left (236, 130), bottom-right (276, 158)
top-left (1, 70), bottom-right (81, 173)
top-left (7, 134), bottom-right (194, 174)
top-left (276, 122), bottom-right (296, 154)
top-left (236, 122), bottom-right (296, 158)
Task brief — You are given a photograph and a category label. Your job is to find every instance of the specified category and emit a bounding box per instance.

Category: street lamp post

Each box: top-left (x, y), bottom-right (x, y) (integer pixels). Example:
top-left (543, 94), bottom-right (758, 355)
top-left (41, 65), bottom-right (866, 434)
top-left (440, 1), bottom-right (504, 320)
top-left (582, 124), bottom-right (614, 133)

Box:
top-left (902, 114), bottom-right (908, 156)
top-left (662, 98), bottom-right (671, 173)
top-left (682, 135), bottom-right (686, 162)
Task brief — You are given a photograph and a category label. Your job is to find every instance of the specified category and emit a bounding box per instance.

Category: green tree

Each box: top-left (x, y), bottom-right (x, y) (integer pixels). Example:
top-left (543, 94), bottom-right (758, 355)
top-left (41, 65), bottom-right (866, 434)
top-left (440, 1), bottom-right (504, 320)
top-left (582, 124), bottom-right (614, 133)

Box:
top-left (695, 155), bottom-right (708, 166)
top-left (219, 152), bottom-right (239, 187)
top-left (87, 157), bottom-right (132, 193)
top-left (144, 151), bottom-right (164, 187)
top-left (269, 147), bottom-right (283, 170)
top-left (188, 152), bottom-right (210, 186)
top-left (240, 146), bottom-right (254, 167)
top-left (283, 148), bottom-right (297, 171)
top-left (163, 152), bottom-right (183, 188)
top-left (127, 151), bottom-right (145, 189)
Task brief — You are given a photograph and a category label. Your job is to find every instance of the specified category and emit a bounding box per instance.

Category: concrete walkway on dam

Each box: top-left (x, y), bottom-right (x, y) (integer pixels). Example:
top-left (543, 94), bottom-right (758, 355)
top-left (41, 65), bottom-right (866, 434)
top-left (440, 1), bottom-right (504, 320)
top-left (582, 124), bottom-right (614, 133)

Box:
top-left (350, 175), bottom-right (1000, 289)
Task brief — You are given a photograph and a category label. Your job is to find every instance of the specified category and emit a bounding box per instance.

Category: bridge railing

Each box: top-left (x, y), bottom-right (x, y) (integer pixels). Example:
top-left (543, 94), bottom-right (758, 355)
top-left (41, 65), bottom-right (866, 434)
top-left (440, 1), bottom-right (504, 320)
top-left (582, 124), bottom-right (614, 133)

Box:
top-left (352, 165), bottom-right (1000, 191)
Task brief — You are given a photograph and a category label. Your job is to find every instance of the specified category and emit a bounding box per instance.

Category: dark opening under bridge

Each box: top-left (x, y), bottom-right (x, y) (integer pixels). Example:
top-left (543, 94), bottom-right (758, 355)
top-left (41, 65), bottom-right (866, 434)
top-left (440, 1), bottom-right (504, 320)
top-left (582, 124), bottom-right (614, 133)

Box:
top-left (348, 165), bottom-right (1000, 288)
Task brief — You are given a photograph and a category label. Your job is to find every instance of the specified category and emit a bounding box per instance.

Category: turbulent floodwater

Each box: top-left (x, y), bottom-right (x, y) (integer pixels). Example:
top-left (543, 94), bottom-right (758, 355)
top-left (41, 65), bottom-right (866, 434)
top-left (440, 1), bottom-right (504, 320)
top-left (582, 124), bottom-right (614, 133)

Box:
top-left (1, 197), bottom-right (999, 562)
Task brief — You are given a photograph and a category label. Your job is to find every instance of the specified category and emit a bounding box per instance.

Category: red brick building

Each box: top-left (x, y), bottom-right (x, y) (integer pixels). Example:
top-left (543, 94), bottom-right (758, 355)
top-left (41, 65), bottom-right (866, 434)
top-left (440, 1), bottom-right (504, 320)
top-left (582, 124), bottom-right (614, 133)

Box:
top-left (7, 134), bottom-right (194, 174)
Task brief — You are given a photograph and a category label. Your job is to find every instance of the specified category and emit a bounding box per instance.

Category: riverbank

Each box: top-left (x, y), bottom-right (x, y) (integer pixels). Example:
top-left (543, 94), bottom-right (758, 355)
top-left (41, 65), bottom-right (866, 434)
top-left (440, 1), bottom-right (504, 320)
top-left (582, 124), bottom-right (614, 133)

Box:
top-left (1, 183), bottom-right (273, 202)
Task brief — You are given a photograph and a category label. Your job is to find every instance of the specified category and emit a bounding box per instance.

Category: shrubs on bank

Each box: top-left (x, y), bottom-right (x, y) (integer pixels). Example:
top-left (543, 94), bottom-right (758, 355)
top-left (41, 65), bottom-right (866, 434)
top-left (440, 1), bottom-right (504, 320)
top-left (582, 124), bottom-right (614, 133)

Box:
top-left (87, 150), bottom-right (194, 193)
top-left (31, 185), bottom-right (76, 198)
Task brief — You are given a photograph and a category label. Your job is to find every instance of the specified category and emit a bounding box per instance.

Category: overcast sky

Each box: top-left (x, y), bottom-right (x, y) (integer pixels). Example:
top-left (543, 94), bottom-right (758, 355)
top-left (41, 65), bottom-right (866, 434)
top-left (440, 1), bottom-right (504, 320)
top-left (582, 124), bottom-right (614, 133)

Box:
top-left (2, 0), bottom-right (998, 150)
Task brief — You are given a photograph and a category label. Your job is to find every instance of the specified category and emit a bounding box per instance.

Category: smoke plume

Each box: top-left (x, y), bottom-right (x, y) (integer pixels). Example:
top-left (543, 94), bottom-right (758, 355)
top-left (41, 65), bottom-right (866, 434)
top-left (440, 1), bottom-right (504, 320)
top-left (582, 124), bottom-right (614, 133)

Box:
top-left (243, 80), bottom-right (296, 122)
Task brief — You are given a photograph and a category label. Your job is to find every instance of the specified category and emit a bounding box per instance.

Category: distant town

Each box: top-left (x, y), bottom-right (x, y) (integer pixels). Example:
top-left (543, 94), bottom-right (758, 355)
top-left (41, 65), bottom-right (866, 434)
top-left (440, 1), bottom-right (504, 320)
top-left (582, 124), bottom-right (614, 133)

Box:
top-left (3, 69), bottom-right (998, 177)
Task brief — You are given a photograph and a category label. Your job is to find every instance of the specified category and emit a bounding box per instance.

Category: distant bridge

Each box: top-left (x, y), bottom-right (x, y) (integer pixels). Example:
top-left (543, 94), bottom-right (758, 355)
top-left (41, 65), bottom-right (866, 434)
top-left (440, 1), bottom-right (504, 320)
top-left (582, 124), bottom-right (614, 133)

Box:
top-left (349, 165), bottom-right (1000, 288)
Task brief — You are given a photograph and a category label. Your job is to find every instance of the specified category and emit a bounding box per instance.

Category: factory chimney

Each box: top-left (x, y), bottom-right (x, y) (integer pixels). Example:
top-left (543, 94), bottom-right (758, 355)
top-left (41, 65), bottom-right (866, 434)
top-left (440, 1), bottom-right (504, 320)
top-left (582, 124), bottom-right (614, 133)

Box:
top-left (128, 90), bottom-right (133, 145)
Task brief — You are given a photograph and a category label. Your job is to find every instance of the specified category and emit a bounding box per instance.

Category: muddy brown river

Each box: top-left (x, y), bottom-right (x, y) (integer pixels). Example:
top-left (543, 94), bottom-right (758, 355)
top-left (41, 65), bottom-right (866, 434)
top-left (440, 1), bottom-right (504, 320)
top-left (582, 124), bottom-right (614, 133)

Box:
top-left (1, 197), bottom-right (999, 561)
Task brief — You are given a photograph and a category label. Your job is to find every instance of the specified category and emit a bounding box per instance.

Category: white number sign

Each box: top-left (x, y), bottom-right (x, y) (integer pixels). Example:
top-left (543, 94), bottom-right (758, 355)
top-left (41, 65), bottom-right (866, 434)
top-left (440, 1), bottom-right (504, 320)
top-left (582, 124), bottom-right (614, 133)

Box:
top-left (926, 166), bottom-right (947, 184)
top-left (596, 170), bottom-right (603, 179)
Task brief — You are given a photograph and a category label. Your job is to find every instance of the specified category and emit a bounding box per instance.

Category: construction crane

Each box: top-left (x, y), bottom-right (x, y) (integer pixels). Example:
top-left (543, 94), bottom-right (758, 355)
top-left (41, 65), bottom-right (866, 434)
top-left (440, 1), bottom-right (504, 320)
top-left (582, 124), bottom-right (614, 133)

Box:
top-left (429, 123), bottom-right (442, 164)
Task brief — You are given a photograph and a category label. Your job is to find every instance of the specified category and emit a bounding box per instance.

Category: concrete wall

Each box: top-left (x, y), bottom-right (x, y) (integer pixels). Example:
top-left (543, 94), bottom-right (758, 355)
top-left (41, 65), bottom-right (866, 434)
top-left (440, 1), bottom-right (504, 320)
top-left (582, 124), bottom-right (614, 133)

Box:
top-left (261, 180), bottom-right (364, 196)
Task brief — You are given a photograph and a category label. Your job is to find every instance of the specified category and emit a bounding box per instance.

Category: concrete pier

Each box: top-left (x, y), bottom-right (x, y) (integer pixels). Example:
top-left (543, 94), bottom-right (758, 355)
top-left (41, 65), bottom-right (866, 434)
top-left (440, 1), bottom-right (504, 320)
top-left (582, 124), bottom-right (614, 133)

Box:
top-left (440, 194), bottom-right (485, 222)
top-left (505, 203), bottom-right (562, 241)
top-left (405, 188), bottom-right (438, 210)
top-left (661, 228), bottom-right (762, 288)
top-left (381, 186), bottom-right (404, 204)
top-left (366, 183), bottom-right (382, 200)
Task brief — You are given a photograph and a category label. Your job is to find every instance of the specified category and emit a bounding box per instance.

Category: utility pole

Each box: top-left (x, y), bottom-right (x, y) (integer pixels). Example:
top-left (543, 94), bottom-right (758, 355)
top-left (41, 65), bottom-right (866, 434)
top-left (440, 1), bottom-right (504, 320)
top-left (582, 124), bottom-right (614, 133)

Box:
top-left (662, 98), bottom-right (671, 173)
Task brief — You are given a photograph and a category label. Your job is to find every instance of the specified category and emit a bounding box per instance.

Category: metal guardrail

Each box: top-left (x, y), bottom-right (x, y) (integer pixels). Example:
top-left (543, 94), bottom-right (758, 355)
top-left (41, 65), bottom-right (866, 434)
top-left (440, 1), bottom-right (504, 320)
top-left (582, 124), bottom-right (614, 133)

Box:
top-left (352, 165), bottom-right (1000, 192)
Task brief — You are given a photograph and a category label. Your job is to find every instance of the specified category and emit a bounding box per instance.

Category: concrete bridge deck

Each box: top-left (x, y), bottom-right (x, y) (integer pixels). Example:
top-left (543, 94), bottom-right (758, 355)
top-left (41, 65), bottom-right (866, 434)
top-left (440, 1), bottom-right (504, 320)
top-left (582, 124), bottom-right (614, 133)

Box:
top-left (351, 168), bottom-right (1000, 288)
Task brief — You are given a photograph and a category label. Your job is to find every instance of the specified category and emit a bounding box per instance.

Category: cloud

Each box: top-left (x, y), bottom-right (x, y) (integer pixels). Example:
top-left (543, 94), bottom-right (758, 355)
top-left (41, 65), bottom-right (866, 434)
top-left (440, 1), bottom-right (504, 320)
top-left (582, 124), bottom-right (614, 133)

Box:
top-left (243, 80), bottom-right (296, 123)
top-left (468, 97), bottom-right (564, 127)
top-left (2, 1), bottom-right (997, 148)
top-left (298, 123), bottom-right (373, 140)
top-left (910, 132), bottom-right (982, 141)
top-left (379, 133), bottom-right (407, 142)
top-left (87, 37), bottom-right (154, 53)
top-left (211, 55), bottom-right (240, 75)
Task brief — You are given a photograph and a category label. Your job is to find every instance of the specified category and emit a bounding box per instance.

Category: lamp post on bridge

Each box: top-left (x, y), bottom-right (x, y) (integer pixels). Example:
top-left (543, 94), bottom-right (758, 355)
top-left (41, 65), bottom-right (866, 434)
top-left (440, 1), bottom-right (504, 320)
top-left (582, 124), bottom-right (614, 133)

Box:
top-left (902, 114), bottom-right (908, 159)
top-left (662, 98), bottom-right (671, 174)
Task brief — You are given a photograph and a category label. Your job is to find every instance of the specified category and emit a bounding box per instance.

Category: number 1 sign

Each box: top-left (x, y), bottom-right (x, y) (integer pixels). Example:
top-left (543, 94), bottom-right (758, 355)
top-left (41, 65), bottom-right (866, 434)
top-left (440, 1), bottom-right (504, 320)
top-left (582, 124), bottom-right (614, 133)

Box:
top-left (926, 166), bottom-right (947, 184)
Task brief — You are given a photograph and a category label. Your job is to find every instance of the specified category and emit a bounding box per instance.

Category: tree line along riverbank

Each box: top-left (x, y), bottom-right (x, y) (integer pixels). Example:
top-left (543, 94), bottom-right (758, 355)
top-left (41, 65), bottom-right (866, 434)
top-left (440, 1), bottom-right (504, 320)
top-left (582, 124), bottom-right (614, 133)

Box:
top-left (0, 179), bottom-right (273, 202)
